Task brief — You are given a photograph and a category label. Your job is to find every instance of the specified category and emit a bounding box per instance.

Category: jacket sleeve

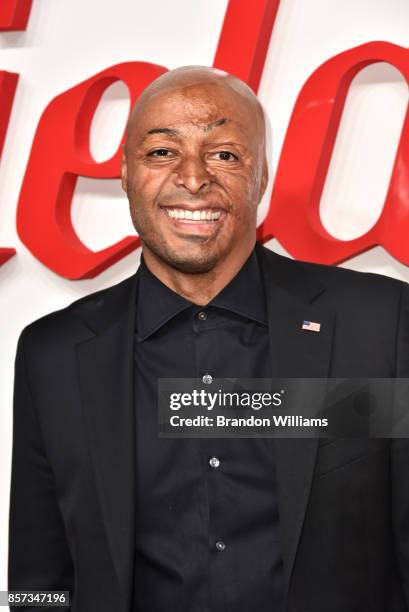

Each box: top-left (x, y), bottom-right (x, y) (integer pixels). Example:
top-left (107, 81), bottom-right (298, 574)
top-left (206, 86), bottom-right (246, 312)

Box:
top-left (392, 281), bottom-right (409, 609)
top-left (8, 328), bottom-right (74, 611)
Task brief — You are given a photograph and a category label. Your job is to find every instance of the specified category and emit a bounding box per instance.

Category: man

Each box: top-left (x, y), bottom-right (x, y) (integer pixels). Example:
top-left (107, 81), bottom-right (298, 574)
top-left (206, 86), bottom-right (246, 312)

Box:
top-left (8, 66), bottom-right (409, 612)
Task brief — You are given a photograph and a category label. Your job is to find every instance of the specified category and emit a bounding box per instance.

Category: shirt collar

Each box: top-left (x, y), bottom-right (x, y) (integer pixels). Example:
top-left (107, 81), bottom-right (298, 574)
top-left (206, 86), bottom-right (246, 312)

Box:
top-left (136, 244), bottom-right (267, 341)
top-left (210, 246), bottom-right (267, 325)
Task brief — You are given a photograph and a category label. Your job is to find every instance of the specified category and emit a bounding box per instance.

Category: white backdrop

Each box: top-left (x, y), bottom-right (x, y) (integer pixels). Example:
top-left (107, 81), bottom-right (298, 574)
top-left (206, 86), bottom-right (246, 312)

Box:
top-left (1, 0), bottom-right (409, 587)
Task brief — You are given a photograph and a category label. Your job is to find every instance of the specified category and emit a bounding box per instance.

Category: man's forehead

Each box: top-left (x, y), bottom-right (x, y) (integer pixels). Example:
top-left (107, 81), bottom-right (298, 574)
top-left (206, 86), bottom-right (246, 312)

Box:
top-left (134, 88), bottom-right (254, 133)
top-left (145, 89), bottom-right (243, 113)
top-left (125, 75), bottom-right (266, 148)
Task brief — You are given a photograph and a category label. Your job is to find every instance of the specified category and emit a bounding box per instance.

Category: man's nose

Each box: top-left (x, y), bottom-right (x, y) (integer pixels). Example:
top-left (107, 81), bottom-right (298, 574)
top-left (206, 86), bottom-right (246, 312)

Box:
top-left (173, 156), bottom-right (211, 193)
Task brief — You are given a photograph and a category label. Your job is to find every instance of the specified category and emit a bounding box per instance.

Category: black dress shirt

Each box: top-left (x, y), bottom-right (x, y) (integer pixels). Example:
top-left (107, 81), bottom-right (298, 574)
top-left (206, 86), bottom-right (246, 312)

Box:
top-left (132, 246), bottom-right (284, 612)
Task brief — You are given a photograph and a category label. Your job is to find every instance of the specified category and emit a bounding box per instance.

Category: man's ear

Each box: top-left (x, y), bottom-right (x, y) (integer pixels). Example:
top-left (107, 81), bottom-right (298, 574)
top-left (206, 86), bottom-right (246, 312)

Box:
top-left (121, 144), bottom-right (128, 192)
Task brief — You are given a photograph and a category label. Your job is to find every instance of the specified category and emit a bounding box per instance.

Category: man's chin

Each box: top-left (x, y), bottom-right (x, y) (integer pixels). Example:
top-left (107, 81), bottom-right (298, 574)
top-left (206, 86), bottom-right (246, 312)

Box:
top-left (158, 245), bottom-right (220, 274)
top-left (165, 254), bottom-right (218, 275)
top-left (141, 235), bottom-right (222, 274)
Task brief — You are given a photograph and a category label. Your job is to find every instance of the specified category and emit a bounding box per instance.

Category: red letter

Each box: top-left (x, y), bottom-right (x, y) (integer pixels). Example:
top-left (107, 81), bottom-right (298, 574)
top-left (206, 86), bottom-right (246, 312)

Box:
top-left (0, 0), bottom-right (32, 31)
top-left (258, 42), bottom-right (409, 265)
top-left (17, 62), bottom-right (167, 279)
top-left (0, 71), bottom-right (18, 266)
top-left (213, 0), bottom-right (281, 92)
top-left (0, 1), bottom-right (30, 266)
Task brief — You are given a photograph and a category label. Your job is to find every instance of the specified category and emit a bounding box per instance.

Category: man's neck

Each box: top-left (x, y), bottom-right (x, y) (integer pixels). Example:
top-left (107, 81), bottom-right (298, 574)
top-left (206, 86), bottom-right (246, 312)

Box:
top-left (141, 242), bottom-right (256, 305)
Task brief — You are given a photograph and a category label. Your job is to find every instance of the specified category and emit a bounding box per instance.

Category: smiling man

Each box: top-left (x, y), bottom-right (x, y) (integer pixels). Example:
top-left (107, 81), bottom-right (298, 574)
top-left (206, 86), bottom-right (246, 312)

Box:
top-left (122, 66), bottom-right (268, 299)
top-left (8, 66), bottom-right (409, 612)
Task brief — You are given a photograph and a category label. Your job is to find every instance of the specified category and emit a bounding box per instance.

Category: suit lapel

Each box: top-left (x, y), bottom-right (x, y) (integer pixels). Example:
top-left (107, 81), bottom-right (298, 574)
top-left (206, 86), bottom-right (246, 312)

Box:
top-left (256, 243), bottom-right (336, 599)
top-left (74, 272), bottom-right (138, 610)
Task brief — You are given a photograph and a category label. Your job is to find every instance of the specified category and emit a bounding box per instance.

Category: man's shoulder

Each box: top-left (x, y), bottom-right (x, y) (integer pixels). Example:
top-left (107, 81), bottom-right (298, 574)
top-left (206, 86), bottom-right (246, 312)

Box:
top-left (258, 243), bottom-right (406, 296)
top-left (297, 255), bottom-right (404, 293)
top-left (20, 272), bottom-right (137, 350)
top-left (256, 243), bottom-right (409, 328)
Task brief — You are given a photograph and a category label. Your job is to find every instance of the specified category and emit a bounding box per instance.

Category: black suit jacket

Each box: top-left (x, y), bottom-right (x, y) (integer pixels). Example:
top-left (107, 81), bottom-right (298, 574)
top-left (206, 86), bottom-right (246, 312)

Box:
top-left (8, 242), bottom-right (409, 612)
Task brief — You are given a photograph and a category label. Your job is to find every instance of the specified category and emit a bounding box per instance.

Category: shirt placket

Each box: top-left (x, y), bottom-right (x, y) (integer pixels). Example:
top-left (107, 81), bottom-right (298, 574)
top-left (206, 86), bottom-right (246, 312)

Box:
top-left (193, 306), bottom-right (228, 612)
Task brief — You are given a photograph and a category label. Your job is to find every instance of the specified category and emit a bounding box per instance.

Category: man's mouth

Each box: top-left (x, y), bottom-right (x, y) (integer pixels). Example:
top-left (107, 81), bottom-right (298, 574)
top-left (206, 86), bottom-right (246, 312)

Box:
top-left (162, 207), bottom-right (223, 223)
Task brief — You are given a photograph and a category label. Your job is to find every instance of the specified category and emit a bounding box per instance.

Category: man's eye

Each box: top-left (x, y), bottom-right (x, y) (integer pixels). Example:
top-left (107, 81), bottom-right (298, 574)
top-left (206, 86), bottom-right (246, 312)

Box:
top-left (149, 149), bottom-right (172, 157)
top-left (214, 151), bottom-right (238, 161)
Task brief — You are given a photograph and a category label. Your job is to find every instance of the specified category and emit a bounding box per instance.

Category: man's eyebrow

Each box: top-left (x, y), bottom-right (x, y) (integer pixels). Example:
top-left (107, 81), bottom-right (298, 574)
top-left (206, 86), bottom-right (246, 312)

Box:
top-left (141, 120), bottom-right (228, 141)
top-left (204, 118), bottom-right (227, 132)
top-left (145, 127), bottom-right (180, 138)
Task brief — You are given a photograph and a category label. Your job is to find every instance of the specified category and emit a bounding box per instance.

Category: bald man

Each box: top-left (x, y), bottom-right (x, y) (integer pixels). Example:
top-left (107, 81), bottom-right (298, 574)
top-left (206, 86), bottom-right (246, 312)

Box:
top-left (8, 66), bottom-right (409, 612)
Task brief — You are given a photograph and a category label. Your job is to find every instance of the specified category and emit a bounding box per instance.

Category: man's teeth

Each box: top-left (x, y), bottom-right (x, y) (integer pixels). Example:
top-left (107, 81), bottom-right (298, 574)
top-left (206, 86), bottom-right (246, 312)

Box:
top-left (164, 208), bottom-right (222, 222)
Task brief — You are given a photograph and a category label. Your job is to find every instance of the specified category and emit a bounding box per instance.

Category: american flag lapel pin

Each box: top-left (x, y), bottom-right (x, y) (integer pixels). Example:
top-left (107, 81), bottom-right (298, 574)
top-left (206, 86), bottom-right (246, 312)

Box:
top-left (301, 320), bottom-right (321, 333)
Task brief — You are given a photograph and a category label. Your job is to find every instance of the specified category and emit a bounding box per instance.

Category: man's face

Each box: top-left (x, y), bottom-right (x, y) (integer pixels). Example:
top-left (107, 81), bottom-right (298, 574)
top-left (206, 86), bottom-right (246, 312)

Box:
top-left (122, 82), bottom-right (267, 274)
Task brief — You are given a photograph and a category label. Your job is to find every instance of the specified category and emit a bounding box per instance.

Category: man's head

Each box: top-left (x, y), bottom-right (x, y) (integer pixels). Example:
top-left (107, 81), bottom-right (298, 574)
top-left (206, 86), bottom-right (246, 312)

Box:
top-left (122, 66), bottom-right (268, 275)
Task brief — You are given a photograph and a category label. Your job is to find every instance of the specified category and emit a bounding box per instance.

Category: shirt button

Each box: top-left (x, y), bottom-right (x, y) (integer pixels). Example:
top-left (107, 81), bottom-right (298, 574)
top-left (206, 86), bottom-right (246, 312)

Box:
top-left (215, 540), bottom-right (226, 552)
top-left (209, 457), bottom-right (220, 468)
top-left (198, 311), bottom-right (207, 321)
